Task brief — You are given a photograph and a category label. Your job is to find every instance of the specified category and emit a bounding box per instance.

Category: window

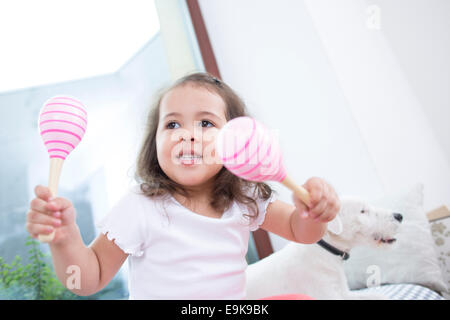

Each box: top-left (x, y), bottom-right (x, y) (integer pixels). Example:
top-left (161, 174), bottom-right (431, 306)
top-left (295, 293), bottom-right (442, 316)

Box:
top-left (0, 0), bottom-right (168, 300)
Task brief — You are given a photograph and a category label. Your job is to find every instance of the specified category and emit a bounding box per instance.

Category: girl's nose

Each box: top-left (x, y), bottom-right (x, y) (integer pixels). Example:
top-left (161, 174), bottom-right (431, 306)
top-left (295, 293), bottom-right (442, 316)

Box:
top-left (180, 136), bottom-right (195, 142)
top-left (180, 125), bottom-right (201, 142)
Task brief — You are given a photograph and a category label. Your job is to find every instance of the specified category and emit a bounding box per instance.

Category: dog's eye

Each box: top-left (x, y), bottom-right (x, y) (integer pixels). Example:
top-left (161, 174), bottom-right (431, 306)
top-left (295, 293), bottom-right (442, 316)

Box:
top-left (360, 209), bottom-right (366, 214)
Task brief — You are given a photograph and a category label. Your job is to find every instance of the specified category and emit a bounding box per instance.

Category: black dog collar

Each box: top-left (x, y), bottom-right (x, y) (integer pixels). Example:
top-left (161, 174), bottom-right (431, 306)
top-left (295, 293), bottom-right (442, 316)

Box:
top-left (316, 239), bottom-right (350, 260)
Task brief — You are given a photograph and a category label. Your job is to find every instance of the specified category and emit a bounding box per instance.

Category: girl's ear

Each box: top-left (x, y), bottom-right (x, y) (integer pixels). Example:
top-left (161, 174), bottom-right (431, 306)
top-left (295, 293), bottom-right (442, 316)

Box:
top-left (328, 216), bottom-right (343, 235)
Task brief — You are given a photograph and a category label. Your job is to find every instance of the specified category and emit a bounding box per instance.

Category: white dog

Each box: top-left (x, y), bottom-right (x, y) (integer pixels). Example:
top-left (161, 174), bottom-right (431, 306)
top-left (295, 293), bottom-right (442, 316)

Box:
top-left (245, 197), bottom-right (403, 300)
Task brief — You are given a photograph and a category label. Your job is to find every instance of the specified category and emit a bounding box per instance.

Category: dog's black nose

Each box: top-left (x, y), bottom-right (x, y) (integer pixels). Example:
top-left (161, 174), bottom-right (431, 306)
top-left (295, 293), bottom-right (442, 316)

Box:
top-left (393, 213), bottom-right (403, 222)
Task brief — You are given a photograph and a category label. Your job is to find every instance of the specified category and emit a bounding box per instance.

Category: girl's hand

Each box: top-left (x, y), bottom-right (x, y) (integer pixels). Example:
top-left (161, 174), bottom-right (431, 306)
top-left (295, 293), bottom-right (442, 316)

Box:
top-left (292, 177), bottom-right (340, 223)
top-left (26, 185), bottom-right (78, 244)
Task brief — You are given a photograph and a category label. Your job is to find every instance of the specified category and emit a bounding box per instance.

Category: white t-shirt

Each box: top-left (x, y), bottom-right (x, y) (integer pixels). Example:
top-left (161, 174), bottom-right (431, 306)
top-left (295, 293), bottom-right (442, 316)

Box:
top-left (95, 185), bottom-right (275, 300)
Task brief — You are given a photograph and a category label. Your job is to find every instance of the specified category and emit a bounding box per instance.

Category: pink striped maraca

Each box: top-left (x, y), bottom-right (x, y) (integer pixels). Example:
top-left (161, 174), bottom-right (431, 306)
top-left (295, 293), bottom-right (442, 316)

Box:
top-left (215, 116), bottom-right (311, 207)
top-left (216, 116), bottom-right (343, 234)
top-left (38, 95), bottom-right (87, 242)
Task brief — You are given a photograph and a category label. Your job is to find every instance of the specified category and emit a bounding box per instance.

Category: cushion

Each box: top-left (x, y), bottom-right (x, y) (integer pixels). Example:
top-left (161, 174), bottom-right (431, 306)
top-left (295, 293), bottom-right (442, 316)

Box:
top-left (353, 283), bottom-right (444, 300)
top-left (343, 184), bottom-right (447, 294)
top-left (428, 207), bottom-right (450, 299)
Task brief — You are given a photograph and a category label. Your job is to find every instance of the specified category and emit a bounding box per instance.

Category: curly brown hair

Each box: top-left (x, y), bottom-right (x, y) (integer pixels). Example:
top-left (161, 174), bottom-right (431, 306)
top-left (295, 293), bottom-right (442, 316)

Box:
top-left (135, 72), bottom-right (273, 221)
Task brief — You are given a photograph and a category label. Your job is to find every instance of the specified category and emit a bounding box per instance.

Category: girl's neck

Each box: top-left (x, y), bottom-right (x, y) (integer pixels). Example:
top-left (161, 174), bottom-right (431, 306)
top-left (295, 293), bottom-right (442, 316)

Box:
top-left (174, 180), bottom-right (214, 207)
top-left (172, 178), bottom-right (225, 218)
top-left (179, 188), bottom-right (210, 204)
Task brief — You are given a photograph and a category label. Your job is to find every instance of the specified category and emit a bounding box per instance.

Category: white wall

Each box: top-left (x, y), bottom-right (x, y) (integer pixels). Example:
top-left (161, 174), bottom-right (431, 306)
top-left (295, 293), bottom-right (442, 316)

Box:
top-left (367, 0), bottom-right (450, 162)
top-left (199, 0), bottom-right (450, 251)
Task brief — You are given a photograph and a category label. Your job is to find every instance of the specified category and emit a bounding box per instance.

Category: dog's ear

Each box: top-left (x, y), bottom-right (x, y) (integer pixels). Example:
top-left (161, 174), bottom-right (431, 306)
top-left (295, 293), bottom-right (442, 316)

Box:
top-left (328, 216), bottom-right (343, 235)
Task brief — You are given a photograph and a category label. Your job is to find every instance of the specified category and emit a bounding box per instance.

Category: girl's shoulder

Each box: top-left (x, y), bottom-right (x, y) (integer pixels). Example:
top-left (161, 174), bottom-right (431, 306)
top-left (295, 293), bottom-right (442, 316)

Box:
top-left (126, 184), bottom-right (178, 217)
top-left (126, 184), bottom-right (170, 208)
top-left (101, 185), bottom-right (173, 229)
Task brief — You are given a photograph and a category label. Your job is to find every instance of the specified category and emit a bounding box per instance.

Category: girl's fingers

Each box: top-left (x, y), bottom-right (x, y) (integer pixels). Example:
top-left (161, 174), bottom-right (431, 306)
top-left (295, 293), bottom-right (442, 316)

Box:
top-left (27, 210), bottom-right (62, 227)
top-left (302, 177), bottom-right (341, 223)
top-left (292, 194), bottom-right (310, 218)
top-left (29, 195), bottom-right (73, 222)
top-left (317, 197), bottom-right (340, 223)
top-left (46, 197), bottom-right (73, 212)
top-left (310, 200), bottom-right (329, 220)
top-left (308, 185), bottom-right (323, 208)
top-left (26, 222), bottom-right (54, 235)
top-left (30, 196), bottom-right (62, 215)
top-left (34, 185), bottom-right (53, 201)
top-left (30, 197), bottom-right (51, 214)
top-left (319, 207), bottom-right (335, 223)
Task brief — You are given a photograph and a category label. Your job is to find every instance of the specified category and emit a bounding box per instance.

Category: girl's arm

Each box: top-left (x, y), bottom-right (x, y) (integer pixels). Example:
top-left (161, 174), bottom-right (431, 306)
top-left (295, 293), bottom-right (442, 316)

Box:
top-left (27, 185), bottom-right (128, 296)
top-left (260, 200), bottom-right (328, 244)
top-left (49, 231), bottom-right (128, 296)
top-left (260, 177), bottom-right (340, 244)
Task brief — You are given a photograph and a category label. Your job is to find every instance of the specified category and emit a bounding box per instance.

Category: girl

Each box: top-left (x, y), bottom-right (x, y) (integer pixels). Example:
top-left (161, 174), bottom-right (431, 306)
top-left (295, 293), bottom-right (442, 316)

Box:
top-left (26, 72), bottom-right (340, 299)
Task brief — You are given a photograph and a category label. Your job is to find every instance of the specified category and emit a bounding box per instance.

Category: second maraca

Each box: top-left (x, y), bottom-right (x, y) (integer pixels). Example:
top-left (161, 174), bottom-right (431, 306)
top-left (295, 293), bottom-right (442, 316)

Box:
top-left (38, 96), bottom-right (87, 242)
top-left (215, 116), bottom-right (342, 233)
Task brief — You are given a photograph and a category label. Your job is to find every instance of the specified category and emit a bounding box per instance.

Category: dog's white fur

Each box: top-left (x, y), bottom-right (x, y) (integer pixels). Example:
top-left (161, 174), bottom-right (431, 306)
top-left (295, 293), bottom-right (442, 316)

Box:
top-left (245, 197), bottom-right (402, 300)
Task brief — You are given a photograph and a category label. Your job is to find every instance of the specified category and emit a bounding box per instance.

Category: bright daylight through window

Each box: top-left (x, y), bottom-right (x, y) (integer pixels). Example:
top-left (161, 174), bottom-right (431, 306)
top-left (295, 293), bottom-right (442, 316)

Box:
top-left (0, 0), bottom-right (160, 93)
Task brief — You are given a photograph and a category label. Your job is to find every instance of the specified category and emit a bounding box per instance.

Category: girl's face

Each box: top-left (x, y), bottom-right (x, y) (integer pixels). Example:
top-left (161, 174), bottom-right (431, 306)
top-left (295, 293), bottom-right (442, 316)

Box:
top-left (156, 84), bottom-right (227, 189)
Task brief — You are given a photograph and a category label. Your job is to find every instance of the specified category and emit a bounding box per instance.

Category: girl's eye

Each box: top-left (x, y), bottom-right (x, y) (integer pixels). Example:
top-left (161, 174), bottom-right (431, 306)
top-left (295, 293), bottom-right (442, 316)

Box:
top-left (166, 121), bottom-right (180, 129)
top-left (200, 120), bottom-right (214, 128)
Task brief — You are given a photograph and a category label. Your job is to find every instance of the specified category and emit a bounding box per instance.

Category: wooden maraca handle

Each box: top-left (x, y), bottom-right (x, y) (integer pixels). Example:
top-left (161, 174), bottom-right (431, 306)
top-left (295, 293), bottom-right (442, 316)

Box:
top-left (281, 175), bottom-right (312, 208)
top-left (38, 158), bottom-right (64, 243)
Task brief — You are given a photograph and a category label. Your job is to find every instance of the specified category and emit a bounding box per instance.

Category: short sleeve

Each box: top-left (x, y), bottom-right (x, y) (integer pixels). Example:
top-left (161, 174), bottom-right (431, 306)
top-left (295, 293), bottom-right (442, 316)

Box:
top-left (96, 188), bottom-right (148, 257)
top-left (248, 192), bottom-right (276, 232)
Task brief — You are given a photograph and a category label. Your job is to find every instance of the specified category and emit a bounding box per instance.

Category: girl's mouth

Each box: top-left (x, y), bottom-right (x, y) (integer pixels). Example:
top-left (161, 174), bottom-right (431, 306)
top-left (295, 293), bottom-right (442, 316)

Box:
top-left (177, 151), bottom-right (203, 165)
